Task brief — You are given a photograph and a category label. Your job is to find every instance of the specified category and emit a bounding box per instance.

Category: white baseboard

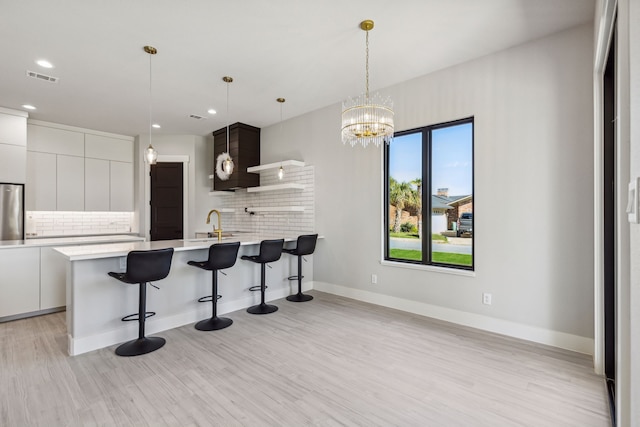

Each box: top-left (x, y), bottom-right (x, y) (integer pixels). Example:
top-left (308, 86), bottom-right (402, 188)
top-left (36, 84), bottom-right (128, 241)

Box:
top-left (311, 281), bottom-right (594, 355)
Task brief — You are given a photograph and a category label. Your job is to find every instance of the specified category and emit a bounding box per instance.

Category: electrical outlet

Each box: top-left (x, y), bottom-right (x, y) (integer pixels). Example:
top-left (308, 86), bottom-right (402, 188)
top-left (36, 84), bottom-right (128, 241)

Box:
top-left (371, 274), bottom-right (377, 284)
top-left (119, 257), bottom-right (127, 270)
top-left (482, 292), bottom-right (492, 305)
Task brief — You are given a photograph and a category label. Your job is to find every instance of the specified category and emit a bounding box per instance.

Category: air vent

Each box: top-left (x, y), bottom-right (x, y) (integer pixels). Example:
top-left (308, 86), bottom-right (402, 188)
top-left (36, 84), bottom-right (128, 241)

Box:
top-left (189, 114), bottom-right (205, 120)
top-left (26, 70), bottom-right (59, 83)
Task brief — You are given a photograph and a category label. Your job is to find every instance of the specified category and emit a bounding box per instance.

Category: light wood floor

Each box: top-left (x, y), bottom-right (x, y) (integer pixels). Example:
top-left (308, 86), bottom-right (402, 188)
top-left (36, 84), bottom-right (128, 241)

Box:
top-left (0, 291), bottom-right (610, 426)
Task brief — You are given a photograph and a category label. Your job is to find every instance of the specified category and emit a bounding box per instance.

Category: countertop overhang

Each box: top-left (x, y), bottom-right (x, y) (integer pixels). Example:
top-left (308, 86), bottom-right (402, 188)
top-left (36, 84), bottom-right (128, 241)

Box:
top-left (54, 234), bottom-right (322, 261)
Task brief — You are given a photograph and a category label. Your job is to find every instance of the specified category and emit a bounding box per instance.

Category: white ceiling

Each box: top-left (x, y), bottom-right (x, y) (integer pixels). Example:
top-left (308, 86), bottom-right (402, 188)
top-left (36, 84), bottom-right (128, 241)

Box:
top-left (0, 0), bottom-right (595, 138)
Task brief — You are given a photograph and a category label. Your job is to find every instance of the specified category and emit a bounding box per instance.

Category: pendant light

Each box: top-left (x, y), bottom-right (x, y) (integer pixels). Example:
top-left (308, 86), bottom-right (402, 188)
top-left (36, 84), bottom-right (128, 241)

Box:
top-left (144, 46), bottom-right (158, 164)
top-left (216, 76), bottom-right (234, 180)
top-left (341, 20), bottom-right (394, 147)
top-left (277, 98), bottom-right (285, 180)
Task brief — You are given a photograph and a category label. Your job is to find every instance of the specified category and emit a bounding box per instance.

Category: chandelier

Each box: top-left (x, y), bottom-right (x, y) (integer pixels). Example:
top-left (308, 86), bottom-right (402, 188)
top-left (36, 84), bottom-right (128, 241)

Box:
top-left (341, 20), bottom-right (394, 147)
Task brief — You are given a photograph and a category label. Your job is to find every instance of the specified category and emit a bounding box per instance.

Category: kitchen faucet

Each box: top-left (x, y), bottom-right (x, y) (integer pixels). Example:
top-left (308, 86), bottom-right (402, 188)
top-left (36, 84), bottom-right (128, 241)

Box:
top-left (206, 209), bottom-right (223, 241)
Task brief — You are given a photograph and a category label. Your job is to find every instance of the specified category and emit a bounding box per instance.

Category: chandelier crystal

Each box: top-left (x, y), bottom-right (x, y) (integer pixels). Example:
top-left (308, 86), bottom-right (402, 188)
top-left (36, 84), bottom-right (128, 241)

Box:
top-left (341, 20), bottom-right (394, 147)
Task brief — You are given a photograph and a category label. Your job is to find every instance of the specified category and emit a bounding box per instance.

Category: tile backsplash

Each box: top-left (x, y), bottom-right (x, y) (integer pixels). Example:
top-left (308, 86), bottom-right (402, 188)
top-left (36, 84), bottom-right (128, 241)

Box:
top-left (26, 211), bottom-right (134, 237)
top-left (211, 165), bottom-right (314, 236)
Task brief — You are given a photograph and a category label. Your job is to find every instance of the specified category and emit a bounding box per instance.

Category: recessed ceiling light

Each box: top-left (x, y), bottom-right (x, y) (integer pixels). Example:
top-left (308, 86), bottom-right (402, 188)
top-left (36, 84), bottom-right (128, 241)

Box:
top-left (152, 124), bottom-right (161, 129)
top-left (22, 104), bottom-right (36, 110)
top-left (207, 109), bottom-right (217, 115)
top-left (36, 59), bottom-right (54, 68)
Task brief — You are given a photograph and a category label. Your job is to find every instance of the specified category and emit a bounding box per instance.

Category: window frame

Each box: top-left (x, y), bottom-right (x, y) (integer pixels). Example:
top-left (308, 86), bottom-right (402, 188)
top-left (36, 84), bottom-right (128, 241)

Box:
top-left (383, 116), bottom-right (474, 271)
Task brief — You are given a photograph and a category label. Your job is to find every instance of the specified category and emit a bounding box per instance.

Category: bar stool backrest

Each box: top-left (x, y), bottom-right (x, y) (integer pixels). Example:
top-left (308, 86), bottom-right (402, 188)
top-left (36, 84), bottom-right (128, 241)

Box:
top-left (257, 239), bottom-right (285, 263)
top-left (126, 248), bottom-right (174, 283)
top-left (296, 234), bottom-right (318, 256)
top-left (206, 241), bottom-right (240, 270)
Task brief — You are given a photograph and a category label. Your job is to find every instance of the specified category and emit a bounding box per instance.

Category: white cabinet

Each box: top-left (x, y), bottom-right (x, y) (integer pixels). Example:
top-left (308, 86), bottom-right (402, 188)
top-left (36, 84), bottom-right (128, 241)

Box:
top-left (0, 247), bottom-right (40, 318)
top-left (85, 158), bottom-right (110, 211)
top-left (27, 124), bottom-right (84, 156)
top-left (26, 151), bottom-right (57, 210)
top-left (56, 155), bottom-right (84, 211)
top-left (85, 159), bottom-right (133, 212)
top-left (85, 134), bottom-right (132, 162)
top-left (0, 111), bottom-right (27, 147)
top-left (0, 109), bottom-right (28, 183)
top-left (26, 121), bottom-right (134, 212)
top-left (110, 161), bottom-right (133, 211)
top-left (0, 144), bottom-right (26, 183)
top-left (40, 247), bottom-right (66, 309)
top-left (27, 153), bottom-right (85, 211)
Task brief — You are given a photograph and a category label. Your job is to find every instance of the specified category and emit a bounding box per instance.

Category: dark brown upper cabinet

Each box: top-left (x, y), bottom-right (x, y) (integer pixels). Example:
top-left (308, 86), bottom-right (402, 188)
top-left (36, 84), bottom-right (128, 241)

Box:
top-left (212, 122), bottom-right (260, 190)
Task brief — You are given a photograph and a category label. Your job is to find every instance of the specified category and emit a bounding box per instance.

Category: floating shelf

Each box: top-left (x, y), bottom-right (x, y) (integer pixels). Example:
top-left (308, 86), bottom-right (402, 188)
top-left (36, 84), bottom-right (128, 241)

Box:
top-left (245, 206), bottom-right (305, 212)
top-left (247, 183), bottom-right (304, 193)
top-left (246, 160), bottom-right (305, 173)
top-left (208, 191), bottom-right (235, 196)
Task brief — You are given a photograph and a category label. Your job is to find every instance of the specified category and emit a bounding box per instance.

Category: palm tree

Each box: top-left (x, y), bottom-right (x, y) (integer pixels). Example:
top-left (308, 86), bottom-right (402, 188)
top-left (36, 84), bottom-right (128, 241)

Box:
top-left (410, 178), bottom-right (422, 238)
top-left (389, 177), bottom-right (413, 233)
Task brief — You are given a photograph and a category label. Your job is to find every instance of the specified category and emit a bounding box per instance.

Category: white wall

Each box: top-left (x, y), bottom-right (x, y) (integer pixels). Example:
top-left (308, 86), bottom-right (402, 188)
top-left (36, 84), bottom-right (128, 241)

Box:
top-left (260, 24), bottom-right (595, 352)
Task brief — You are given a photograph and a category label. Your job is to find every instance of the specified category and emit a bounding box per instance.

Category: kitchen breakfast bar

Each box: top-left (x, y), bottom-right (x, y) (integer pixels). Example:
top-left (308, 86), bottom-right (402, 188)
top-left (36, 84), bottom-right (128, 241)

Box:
top-left (55, 234), bottom-right (317, 356)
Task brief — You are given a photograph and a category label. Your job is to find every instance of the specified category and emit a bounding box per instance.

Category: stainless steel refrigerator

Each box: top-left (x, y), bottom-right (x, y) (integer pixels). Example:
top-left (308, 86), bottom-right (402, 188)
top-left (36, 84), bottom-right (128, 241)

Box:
top-left (0, 183), bottom-right (24, 240)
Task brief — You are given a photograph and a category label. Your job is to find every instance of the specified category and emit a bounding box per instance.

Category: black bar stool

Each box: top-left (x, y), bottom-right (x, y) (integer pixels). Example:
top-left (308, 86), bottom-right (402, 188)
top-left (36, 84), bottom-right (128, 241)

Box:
top-left (241, 238), bottom-right (284, 315)
top-left (187, 241), bottom-right (240, 331)
top-left (283, 234), bottom-right (318, 302)
top-left (108, 248), bottom-right (174, 357)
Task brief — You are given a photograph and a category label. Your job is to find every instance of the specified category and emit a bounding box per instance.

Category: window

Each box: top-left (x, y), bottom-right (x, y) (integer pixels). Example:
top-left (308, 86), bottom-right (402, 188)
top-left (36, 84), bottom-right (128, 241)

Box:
top-left (384, 118), bottom-right (474, 270)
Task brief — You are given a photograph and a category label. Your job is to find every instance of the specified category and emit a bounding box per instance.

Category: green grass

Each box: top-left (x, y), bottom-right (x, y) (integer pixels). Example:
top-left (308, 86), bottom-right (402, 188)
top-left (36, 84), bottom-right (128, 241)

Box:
top-left (389, 249), bottom-right (472, 266)
top-left (388, 232), bottom-right (448, 242)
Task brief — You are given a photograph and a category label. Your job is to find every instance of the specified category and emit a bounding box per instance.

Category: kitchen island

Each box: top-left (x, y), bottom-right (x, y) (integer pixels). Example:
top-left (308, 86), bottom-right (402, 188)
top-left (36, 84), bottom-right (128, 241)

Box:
top-left (55, 234), bottom-right (317, 355)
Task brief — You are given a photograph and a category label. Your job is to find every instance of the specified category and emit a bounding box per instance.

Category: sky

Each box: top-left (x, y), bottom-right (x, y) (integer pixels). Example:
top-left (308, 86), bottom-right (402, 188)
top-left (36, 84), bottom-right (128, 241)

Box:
top-left (389, 122), bottom-right (472, 196)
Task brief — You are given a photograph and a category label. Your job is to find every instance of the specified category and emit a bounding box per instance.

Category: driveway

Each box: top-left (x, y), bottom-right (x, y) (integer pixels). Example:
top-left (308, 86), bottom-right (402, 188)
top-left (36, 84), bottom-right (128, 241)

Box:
top-left (389, 237), bottom-right (472, 254)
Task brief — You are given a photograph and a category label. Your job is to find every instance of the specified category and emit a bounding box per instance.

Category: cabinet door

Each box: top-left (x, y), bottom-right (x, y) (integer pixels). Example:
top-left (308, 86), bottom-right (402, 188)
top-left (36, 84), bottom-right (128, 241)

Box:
top-left (0, 143), bottom-right (26, 184)
top-left (0, 247), bottom-right (40, 318)
top-left (110, 161), bottom-right (133, 211)
top-left (26, 151), bottom-right (57, 210)
top-left (57, 155), bottom-right (84, 211)
top-left (85, 158), bottom-right (110, 211)
top-left (85, 134), bottom-right (133, 162)
top-left (40, 247), bottom-right (67, 310)
top-left (27, 124), bottom-right (84, 156)
top-left (0, 113), bottom-right (27, 146)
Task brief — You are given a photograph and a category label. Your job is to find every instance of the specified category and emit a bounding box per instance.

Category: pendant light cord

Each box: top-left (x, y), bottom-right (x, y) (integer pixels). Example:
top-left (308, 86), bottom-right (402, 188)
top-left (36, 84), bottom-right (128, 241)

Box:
top-left (365, 29), bottom-right (370, 101)
top-left (149, 50), bottom-right (152, 143)
top-left (280, 101), bottom-right (283, 138)
top-left (226, 80), bottom-right (230, 153)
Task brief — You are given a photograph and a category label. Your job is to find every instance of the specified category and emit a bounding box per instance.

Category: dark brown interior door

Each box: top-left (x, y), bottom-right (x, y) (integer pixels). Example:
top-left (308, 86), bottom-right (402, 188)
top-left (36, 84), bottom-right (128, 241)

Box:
top-left (150, 162), bottom-right (183, 241)
top-left (603, 21), bottom-right (616, 426)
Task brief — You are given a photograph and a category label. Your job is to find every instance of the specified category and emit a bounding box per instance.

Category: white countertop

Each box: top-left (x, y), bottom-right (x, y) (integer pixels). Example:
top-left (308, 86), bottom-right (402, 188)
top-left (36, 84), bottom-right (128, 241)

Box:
top-left (54, 234), bottom-right (319, 261)
top-left (0, 234), bottom-right (145, 249)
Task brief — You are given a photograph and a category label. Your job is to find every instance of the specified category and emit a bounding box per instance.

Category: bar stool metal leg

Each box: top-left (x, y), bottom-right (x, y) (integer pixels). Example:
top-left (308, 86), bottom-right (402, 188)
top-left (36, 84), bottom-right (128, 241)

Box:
top-left (115, 282), bottom-right (166, 357)
top-left (247, 263), bottom-right (278, 314)
top-left (286, 255), bottom-right (313, 302)
top-left (195, 270), bottom-right (233, 330)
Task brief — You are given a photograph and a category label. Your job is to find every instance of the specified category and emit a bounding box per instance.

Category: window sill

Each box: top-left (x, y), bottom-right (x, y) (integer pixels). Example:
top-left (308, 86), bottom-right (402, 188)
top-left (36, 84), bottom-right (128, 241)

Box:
top-left (380, 260), bottom-right (475, 277)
